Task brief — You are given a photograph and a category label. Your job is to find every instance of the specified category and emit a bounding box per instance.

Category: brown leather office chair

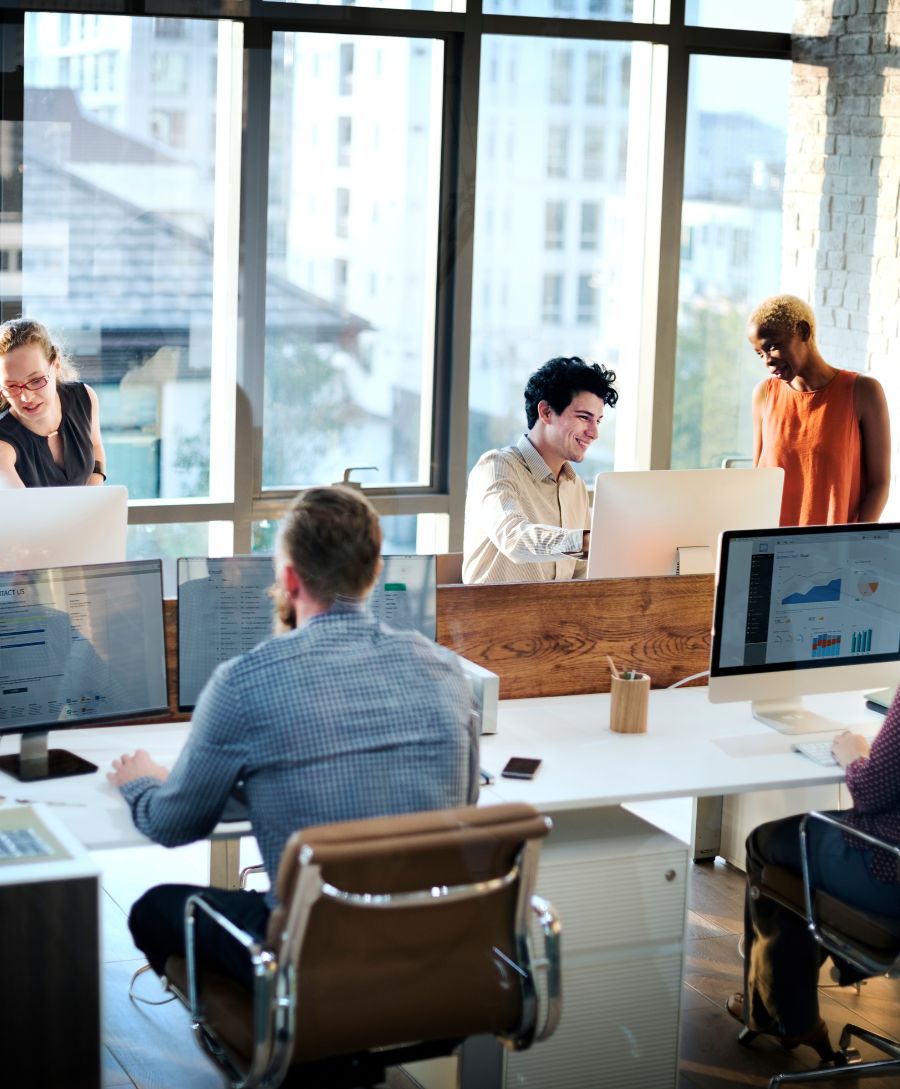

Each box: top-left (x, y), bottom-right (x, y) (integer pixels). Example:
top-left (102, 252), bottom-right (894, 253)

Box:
top-left (749, 811), bottom-right (900, 1087)
top-left (163, 802), bottom-right (561, 1089)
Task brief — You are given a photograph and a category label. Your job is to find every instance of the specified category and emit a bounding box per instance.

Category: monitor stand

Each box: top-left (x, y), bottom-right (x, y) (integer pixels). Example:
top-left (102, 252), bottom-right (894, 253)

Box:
top-left (751, 698), bottom-right (864, 735)
top-left (0, 731), bottom-right (98, 782)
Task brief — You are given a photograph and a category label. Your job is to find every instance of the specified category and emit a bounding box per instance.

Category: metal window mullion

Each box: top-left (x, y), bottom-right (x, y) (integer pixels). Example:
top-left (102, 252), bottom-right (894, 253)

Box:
top-left (208, 18), bottom-right (244, 557)
top-left (443, 0), bottom-right (482, 552)
top-left (250, 490), bottom-right (452, 527)
top-left (127, 500), bottom-right (238, 525)
top-left (0, 14), bottom-right (24, 324)
top-left (646, 0), bottom-right (688, 470)
top-left (234, 20), bottom-right (274, 552)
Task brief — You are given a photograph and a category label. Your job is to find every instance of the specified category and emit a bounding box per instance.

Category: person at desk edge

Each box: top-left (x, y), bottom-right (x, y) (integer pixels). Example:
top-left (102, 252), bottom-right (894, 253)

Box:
top-left (108, 485), bottom-right (478, 988)
top-left (727, 689), bottom-right (900, 1063)
top-left (749, 294), bottom-right (890, 527)
top-left (463, 355), bottom-right (618, 584)
top-left (0, 317), bottom-right (107, 489)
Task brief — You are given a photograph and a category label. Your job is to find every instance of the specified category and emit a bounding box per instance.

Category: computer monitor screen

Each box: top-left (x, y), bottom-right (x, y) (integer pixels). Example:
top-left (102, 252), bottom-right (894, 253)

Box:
top-left (587, 468), bottom-right (784, 579)
top-left (0, 559), bottom-right (168, 780)
top-left (0, 485), bottom-right (128, 571)
top-left (177, 556), bottom-right (276, 711)
top-left (369, 555), bottom-right (437, 641)
top-left (709, 523), bottom-right (900, 733)
top-left (177, 553), bottom-right (438, 711)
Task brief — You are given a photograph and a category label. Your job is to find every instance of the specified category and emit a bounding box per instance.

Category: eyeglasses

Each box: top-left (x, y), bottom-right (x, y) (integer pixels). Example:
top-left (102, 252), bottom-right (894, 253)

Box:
top-left (1, 373), bottom-right (51, 397)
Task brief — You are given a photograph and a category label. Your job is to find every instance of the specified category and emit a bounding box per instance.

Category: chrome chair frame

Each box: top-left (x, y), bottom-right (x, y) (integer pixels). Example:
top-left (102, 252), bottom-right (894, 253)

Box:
top-left (177, 831), bottom-right (561, 1089)
top-left (766, 811), bottom-right (900, 1087)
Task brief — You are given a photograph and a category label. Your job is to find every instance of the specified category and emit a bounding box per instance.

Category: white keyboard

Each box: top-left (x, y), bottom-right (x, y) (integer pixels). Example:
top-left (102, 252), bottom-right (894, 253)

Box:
top-left (791, 740), bottom-right (839, 767)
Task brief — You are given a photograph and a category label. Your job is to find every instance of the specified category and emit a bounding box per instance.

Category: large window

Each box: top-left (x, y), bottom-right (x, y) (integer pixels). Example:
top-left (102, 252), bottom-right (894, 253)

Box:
top-left (2, 3), bottom-right (798, 555)
top-left (670, 54), bottom-right (790, 469)
top-left (263, 33), bottom-right (444, 491)
top-left (20, 13), bottom-right (226, 502)
top-left (686, 0), bottom-right (793, 33)
top-left (468, 36), bottom-right (645, 481)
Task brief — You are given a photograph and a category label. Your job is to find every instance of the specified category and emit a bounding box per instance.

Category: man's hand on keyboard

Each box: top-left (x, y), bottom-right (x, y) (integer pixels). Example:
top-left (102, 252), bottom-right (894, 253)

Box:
top-left (831, 730), bottom-right (870, 769)
top-left (107, 749), bottom-right (170, 787)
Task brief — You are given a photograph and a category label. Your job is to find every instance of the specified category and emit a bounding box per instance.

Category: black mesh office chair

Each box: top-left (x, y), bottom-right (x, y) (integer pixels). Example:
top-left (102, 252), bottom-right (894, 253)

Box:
top-left (751, 811), bottom-right (900, 1087)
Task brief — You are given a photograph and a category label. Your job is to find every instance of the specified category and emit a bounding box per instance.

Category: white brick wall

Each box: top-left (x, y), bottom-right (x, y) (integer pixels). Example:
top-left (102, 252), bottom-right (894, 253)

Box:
top-left (784, 0), bottom-right (900, 516)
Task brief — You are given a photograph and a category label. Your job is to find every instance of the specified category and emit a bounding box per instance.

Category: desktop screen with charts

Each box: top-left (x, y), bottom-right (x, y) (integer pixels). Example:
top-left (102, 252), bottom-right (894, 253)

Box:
top-left (0, 560), bottom-right (168, 734)
top-left (177, 556), bottom-right (276, 711)
top-left (715, 525), bottom-right (900, 675)
top-left (177, 554), bottom-right (437, 710)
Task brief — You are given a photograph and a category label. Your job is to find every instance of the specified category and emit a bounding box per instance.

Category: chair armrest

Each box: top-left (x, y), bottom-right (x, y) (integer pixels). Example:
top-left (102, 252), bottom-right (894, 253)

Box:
top-left (183, 893), bottom-right (278, 1025)
top-left (799, 810), bottom-right (900, 918)
top-left (802, 811), bottom-right (900, 858)
top-left (799, 812), bottom-right (900, 977)
top-left (183, 893), bottom-right (286, 1088)
top-left (529, 894), bottom-right (562, 1042)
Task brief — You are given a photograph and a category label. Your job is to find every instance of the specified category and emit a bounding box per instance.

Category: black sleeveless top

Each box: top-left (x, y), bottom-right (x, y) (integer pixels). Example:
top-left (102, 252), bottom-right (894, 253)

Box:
top-left (0, 382), bottom-right (94, 487)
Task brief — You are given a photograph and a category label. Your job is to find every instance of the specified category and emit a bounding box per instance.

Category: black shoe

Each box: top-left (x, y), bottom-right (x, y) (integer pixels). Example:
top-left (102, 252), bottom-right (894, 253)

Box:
top-left (725, 993), bottom-right (835, 1063)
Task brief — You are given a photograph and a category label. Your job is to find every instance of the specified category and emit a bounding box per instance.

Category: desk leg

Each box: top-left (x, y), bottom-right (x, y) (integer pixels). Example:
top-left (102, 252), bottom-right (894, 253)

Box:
top-left (459, 1036), bottom-right (504, 1089)
top-left (691, 795), bottom-right (723, 862)
top-left (209, 838), bottom-right (242, 889)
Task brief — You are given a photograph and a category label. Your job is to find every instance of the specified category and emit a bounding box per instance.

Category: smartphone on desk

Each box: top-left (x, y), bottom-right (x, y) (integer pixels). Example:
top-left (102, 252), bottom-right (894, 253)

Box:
top-left (501, 756), bottom-right (542, 780)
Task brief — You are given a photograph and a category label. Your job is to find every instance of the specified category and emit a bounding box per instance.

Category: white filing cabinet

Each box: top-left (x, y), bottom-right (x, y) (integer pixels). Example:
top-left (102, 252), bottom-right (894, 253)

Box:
top-left (403, 806), bottom-right (689, 1089)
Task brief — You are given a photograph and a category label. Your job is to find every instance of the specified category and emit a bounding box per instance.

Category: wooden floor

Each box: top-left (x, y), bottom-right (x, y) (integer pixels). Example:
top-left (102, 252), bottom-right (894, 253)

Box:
top-left (94, 837), bottom-right (900, 1089)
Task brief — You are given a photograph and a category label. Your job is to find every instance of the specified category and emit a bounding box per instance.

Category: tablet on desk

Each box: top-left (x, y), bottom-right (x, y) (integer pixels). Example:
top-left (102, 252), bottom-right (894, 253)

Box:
top-left (864, 686), bottom-right (896, 715)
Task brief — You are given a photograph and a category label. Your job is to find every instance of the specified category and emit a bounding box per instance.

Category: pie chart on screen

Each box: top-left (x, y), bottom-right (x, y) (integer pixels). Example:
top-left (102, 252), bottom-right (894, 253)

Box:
top-left (857, 577), bottom-right (879, 597)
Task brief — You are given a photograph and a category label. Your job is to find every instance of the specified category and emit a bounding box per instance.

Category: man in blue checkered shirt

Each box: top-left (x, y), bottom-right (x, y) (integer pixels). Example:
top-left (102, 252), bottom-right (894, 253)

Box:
top-left (108, 486), bottom-right (478, 987)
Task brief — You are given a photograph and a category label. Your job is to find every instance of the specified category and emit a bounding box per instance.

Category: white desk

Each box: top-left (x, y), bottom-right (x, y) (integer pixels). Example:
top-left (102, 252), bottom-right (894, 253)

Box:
top-left (478, 687), bottom-right (881, 809)
top-left (0, 690), bottom-right (884, 1089)
top-left (0, 723), bottom-right (252, 889)
top-left (0, 687), bottom-right (880, 846)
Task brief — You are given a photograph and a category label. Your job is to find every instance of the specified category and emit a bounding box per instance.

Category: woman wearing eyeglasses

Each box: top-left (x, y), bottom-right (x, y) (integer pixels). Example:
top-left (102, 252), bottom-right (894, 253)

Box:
top-left (0, 318), bottom-right (106, 488)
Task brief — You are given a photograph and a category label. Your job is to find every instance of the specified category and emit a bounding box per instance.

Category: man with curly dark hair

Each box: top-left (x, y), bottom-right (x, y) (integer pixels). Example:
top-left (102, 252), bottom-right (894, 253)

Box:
top-left (463, 356), bottom-right (618, 584)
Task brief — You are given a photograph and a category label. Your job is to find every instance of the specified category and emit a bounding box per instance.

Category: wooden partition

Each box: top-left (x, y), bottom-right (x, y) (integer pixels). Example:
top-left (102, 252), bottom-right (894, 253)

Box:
top-left (436, 575), bottom-right (715, 700)
top-left (162, 598), bottom-right (190, 720)
top-left (152, 575), bottom-right (713, 717)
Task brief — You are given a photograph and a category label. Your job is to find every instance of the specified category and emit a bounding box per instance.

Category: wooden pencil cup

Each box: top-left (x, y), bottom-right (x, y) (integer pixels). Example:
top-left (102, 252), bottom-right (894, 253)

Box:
top-left (609, 673), bottom-right (650, 734)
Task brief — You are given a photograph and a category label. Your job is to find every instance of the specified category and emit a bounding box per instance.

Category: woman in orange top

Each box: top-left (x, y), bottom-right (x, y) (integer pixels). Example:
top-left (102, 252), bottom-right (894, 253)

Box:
top-left (749, 295), bottom-right (890, 526)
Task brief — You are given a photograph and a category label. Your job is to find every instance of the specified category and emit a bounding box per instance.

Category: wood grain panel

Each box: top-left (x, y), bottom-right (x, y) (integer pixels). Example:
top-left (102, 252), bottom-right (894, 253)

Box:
top-left (436, 575), bottom-right (714, 699)
top-left (435, 552), bottom-right (463, 585)
top-left (120, 577), bottom-right (713, 722)
top-left (163, 597), bottom-right (187, 719)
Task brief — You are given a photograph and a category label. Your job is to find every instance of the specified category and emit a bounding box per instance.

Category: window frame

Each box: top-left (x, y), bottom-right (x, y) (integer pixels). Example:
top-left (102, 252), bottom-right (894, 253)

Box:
top-left (0, 1), bottom-right (791, 554)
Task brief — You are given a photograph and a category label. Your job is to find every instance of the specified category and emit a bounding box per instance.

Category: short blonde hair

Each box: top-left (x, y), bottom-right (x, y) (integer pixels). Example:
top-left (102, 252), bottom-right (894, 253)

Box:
top-left (747, 295), bottom-right (817, 341)
top-left (0, 318), bottom-right (78, 411)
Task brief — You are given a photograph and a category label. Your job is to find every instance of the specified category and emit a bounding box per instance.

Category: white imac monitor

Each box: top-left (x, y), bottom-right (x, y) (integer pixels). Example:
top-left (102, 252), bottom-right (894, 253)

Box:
top-left (0, 485), bottom-right (128, 572)
top-left (586, 468), bottom-right (784, 579)
top-left (708, 523), bottom-right (900, 733)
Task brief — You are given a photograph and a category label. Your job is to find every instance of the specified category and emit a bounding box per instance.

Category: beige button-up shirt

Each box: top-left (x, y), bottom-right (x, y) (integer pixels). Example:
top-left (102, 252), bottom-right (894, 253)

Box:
top-left (462, 434), bottom-right (589, 584)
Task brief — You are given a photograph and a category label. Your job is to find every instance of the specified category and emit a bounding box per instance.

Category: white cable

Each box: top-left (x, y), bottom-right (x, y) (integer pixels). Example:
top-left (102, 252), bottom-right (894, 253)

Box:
top-left (668, 669), bottom-right (710, 689)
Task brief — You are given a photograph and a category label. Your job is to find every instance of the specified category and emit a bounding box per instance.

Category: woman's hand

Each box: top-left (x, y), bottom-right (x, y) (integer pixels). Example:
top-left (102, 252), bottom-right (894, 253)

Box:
top-left (831, 730), bottom-right (870, 768)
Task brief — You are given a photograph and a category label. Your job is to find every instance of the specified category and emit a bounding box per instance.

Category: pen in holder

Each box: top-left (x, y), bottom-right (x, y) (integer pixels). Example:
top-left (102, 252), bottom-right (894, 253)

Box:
top-left (608, 660), bottom-right (650, 734)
